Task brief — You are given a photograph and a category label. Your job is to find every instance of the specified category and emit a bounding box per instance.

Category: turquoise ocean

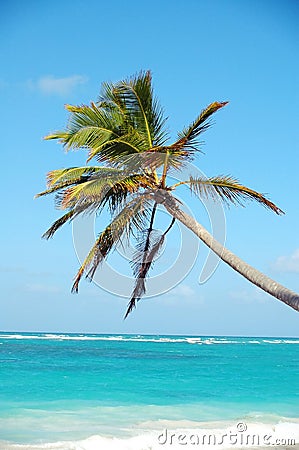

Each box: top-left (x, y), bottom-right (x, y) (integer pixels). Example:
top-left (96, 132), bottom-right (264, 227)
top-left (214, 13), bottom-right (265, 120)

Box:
top-left (0, 332), bottom-right (298, 449)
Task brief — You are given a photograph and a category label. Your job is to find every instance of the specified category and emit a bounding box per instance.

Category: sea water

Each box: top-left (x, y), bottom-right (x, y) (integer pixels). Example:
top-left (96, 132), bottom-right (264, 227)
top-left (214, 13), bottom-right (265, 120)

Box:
top-left (0, 333), bottom-right (298, 449)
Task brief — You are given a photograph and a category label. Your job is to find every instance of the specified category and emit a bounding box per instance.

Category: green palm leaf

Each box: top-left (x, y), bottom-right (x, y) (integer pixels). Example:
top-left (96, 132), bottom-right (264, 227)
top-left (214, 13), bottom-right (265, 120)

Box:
top-left (170, 101), bottom-right (228, 156)
top-left (45, 103), bottom-right (147, 163)
top-left (184, 175), bottom-right (284, 214)
top-left (112, 70), bottom-right (168, 147)
top-left (45, 104), bottom-right (121, 147)
top-left (86, 129), bottom-right (148, 163)
top-left (36, 166), bottom-right (121, 198)
top-left (47, 166), bottom-right (119, 187)
top-left (98, 82), bottom-right (128, 115)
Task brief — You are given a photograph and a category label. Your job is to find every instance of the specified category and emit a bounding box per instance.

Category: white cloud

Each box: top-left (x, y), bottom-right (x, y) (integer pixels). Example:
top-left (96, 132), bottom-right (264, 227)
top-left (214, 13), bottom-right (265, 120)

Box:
top-left (32, 75), bottom-right (88, 95)
top-left (272, 249), bottom-right (299, 274)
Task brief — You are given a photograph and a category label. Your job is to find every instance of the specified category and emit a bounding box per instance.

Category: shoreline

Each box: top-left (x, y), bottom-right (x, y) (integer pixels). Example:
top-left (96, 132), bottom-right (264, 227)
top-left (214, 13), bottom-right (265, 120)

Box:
top-left (1, 418), bottom-right (298, 450)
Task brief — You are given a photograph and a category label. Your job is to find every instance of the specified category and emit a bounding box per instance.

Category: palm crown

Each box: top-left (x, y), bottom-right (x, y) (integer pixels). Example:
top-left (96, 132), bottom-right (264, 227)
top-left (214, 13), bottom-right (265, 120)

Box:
top-left (37, 70), bottom-right (285, 318)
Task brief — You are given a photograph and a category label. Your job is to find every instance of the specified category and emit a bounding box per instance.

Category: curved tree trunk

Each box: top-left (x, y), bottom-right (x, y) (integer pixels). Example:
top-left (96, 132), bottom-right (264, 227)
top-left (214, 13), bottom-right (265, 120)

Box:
top-left (155, 191), bottom-right (299, 312)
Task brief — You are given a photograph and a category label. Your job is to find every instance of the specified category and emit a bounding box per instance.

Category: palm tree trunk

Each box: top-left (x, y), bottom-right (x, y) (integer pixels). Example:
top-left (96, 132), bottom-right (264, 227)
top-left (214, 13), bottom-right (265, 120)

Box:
top-left (155, 191), bottom-right (299, 312)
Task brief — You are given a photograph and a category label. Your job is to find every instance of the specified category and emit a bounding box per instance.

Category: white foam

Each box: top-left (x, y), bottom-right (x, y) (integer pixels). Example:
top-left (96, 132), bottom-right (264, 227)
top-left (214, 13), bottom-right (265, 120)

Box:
top-left (1, 419), bottom-right (298, 450)
top-left (1, 334), bottom-right (299, 345)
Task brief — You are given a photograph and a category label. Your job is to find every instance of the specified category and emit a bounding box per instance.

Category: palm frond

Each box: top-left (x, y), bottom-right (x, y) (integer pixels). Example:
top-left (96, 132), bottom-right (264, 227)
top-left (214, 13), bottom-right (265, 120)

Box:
top-left (112, 70), bottom-right (168, 147)
top-left (87, 128), bottom-right (148, 163)
top-left (98, 81), bottom-right (128, 115)
top-left (185, 175), bottom-right (284, 214)
top-left (72, 193), bottom-right (154, 293)
top-left (44, 102), bottom-right (147, 162)
top-left (44, 131), bottom-right (70, 141)
top-left (125, 229), bottom-right (165, 319)
top-left (169, 101), bottom-right (228, 156)
top-left (71, 228), bottom-right (114, 294)
top-left (41, 200), bottom-right (104, 239)
top-left (47, 166), bottom-right (118, 187)
top-left (54, 178), bottom-right (116, 210)
top-left (42, 210), bottom-right (76, 239)
top-left (100, 174), bottom-right (156, 214)
top-left (40, 173), bottom-right (150, 240)
top-left (35, 166), bottom-right (121, 198)
top-left (54, 172), bottom-right (154, 213)
top-left (45, 105), bottom-right (120, 147)
top-left (64, 103), bottom-right (124, 147)
top-left (124, 210), bottom-right (176, 319)
top-left (111, 151), bottom-right (185, 177)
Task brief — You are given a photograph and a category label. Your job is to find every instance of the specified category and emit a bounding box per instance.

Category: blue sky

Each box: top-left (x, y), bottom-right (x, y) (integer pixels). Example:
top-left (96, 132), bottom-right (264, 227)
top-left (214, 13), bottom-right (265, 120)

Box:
top-left (0, 0), bottom-right (298, 336)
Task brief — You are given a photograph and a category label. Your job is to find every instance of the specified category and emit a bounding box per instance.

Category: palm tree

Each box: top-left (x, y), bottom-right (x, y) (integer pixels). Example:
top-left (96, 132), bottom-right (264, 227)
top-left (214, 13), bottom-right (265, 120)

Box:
top-left (36, 71), bottom-right (299, 317)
